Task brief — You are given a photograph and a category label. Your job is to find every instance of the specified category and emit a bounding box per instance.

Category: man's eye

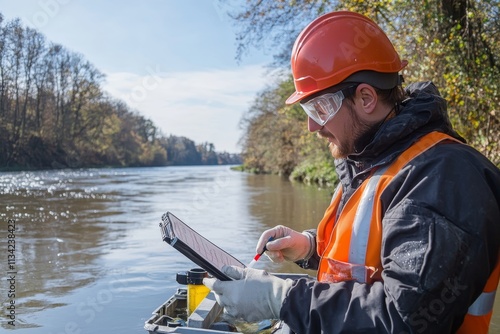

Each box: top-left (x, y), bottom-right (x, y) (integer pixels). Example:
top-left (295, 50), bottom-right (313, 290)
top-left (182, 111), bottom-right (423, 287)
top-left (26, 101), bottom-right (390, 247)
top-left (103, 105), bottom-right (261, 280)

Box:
top-left (317, 109), bottom-right (328, 117)
top-left (314, 102), bottom-right (329, 117)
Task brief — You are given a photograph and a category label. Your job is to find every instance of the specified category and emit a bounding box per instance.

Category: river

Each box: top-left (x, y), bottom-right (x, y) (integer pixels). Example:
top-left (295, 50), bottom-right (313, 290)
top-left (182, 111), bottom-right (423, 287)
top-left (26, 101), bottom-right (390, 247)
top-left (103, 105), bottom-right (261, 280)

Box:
top-left (0, 165), bottom-right (499, 333)
top-left (0, 165), bottom-right (331, 333)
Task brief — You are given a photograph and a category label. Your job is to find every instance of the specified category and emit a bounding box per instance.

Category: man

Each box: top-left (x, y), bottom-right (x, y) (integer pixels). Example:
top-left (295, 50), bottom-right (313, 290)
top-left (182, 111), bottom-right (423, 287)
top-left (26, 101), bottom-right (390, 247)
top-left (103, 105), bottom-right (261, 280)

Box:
top-left (203, 11), bottom-right (500, 333)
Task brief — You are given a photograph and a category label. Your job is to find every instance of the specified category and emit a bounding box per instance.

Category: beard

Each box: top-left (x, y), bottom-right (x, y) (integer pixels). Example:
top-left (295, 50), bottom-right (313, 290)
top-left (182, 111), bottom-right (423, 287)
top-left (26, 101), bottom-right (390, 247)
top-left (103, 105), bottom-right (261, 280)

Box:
top-left (315, 130), bottom-right (346, 159)
top-left (317, 103), bottom-right (376, 159)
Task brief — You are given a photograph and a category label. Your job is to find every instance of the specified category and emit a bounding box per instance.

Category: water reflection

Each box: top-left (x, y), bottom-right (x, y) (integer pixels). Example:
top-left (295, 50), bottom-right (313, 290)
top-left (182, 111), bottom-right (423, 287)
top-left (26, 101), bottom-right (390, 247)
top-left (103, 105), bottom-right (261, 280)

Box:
top-left (0, 170), bottom-right (121, 329)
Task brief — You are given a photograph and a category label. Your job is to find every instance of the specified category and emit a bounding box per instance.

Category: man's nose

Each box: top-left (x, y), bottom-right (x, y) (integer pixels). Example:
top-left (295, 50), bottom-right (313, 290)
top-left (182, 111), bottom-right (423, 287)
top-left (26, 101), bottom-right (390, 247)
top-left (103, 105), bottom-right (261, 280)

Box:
top-left (308, 116), bottom-right (323, 132)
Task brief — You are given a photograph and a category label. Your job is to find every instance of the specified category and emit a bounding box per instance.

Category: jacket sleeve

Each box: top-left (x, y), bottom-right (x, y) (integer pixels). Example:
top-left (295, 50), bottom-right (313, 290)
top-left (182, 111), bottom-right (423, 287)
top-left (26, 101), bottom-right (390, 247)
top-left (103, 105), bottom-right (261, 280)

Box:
top-left (280, 143), bottom-right (500, 334)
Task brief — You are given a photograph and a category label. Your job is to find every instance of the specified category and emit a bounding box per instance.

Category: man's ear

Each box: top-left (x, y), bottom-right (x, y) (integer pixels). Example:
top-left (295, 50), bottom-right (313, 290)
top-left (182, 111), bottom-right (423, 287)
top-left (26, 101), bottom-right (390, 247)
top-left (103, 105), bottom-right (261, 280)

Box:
top-left (357, 84), bottom-right (377, 115)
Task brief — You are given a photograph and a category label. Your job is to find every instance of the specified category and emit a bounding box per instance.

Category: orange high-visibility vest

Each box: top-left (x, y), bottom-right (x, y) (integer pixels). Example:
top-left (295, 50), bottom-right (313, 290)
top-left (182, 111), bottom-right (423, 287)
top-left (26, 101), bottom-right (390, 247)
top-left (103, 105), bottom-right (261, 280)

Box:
top-left (316, 131), bottom-right (499, 333)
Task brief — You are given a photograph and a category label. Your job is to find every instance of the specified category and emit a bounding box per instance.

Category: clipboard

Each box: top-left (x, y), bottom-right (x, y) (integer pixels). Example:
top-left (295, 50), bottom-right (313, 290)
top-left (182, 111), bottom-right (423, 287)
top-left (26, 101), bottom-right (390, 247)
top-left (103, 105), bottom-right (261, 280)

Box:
top-left (160, 211), bottom-right (246, 281)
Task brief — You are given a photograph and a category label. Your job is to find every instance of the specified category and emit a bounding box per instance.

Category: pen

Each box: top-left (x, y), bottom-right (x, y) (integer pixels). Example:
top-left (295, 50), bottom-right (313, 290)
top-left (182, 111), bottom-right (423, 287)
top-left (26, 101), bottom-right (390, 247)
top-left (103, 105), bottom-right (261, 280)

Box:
top-left (247, 236), bottom-right (274, 268)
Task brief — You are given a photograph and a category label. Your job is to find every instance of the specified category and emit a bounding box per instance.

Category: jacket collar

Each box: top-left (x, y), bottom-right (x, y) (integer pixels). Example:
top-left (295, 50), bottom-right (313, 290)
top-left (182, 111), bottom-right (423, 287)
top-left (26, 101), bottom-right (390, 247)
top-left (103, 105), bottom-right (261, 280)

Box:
top-left (339, 81), bottom-right (465, 172)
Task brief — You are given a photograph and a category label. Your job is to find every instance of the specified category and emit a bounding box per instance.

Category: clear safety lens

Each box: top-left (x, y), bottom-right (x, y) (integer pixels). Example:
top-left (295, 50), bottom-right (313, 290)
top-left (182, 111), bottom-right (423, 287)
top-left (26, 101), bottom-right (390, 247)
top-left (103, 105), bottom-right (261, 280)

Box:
top-left (300, 90), bottom-right (345, 126)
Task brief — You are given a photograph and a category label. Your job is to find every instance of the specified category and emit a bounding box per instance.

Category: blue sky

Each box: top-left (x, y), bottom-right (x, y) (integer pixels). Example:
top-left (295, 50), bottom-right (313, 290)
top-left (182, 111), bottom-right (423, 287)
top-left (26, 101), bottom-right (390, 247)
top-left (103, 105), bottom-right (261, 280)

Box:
top-left (0, 0), bottom-right (276, 153)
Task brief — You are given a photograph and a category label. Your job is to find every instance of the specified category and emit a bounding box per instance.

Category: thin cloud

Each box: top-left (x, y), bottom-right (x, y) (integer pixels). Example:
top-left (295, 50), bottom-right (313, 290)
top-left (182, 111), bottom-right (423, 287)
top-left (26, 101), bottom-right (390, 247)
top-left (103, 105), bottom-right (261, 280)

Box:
top-left (102, 64), bottom-right (270, 153)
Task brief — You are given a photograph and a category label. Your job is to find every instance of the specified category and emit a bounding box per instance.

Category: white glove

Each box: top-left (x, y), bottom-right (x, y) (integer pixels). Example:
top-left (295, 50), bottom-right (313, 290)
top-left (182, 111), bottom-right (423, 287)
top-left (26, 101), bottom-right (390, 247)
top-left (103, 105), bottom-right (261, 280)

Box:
top-left (203, 265), bottom-right (293, 322)
top-left (256, 225), bottom-right (314, 263)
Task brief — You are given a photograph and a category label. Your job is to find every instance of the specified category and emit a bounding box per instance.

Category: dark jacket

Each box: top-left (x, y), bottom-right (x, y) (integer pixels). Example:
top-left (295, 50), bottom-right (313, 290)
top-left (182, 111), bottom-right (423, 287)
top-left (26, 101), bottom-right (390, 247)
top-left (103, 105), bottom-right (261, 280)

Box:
top-left (280, 82), bottom-right (500, 333)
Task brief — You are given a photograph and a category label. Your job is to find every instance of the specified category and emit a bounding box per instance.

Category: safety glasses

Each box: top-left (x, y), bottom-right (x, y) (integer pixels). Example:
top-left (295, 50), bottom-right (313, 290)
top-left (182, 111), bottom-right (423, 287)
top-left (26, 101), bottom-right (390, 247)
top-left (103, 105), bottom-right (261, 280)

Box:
top-left (300, 85), bottom-right (357, 126)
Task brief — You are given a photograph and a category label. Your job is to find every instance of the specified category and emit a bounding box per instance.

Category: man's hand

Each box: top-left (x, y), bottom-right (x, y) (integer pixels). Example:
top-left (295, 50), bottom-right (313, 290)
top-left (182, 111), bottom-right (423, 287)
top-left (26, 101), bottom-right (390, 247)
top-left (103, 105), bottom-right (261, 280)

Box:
top-left (203, 266), bottom-right (293, 322)
top-left (256, 225), bottom-right (315, 262)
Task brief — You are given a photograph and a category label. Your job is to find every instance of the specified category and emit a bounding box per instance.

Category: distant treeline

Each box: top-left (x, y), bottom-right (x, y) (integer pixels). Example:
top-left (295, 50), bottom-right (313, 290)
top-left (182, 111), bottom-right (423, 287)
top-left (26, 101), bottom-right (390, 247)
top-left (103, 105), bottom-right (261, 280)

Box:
top-left (0, 15), bottom-right (240, 170)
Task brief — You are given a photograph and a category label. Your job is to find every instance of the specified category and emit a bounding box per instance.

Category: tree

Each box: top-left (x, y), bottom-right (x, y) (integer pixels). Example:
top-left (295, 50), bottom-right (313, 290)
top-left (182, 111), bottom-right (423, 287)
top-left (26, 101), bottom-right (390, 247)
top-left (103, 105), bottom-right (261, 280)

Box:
top-left (197, 142), bottom-right (218, 165)
top-left (240, 75), bottom-right (335, 178)
top-left (162, 135), bottom-right (202, 165)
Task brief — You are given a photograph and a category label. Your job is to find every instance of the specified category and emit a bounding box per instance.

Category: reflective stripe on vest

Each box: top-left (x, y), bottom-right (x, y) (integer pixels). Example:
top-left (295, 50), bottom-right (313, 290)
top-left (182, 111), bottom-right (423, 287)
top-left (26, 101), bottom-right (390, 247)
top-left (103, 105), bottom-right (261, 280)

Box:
top-left (348, 164), bottom-right (390, 282)
top-left (468, 290), bottom-right (497, 316)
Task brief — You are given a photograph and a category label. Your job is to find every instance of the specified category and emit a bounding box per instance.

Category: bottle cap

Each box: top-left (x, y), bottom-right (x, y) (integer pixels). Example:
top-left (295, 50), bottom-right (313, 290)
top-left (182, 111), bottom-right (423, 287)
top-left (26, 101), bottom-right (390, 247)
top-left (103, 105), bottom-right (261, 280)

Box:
top-left (176, 268), bottom-right (207, 285)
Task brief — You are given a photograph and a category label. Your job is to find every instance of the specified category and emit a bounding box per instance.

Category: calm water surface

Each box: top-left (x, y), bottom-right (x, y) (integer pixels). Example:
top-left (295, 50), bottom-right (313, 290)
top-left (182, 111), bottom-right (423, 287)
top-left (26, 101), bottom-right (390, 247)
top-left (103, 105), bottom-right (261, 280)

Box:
top-left (0, 165), bottom-right (499, 333)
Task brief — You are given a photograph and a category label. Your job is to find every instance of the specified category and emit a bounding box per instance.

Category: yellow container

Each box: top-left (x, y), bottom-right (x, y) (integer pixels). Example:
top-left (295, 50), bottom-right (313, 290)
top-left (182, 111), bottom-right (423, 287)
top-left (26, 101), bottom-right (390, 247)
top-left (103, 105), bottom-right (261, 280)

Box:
top-left (187, 282), bottom-right (210, 315)
top-left (176, 268), bottom-right (210, 315)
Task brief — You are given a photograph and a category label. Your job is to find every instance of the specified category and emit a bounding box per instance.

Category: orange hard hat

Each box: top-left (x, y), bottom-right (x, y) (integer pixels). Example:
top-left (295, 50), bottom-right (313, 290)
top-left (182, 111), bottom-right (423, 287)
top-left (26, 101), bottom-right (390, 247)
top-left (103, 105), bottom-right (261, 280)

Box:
top-left (286, 11), bottom-right (408, 105)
